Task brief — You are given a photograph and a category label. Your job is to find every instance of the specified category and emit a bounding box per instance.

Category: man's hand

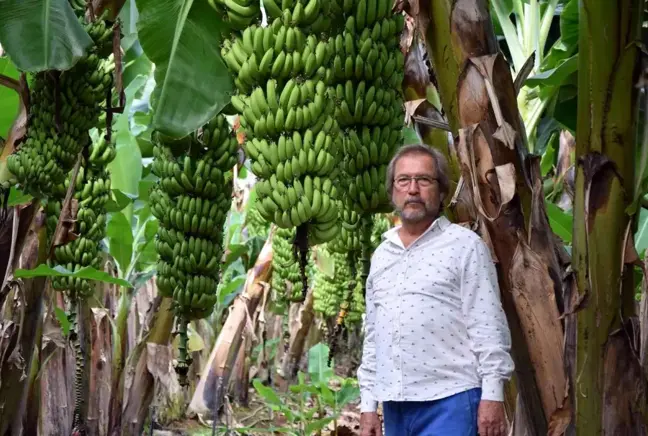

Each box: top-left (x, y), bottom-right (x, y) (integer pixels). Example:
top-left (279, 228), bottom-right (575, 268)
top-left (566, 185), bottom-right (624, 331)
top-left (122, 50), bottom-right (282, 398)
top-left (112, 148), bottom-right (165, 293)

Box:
top-left (478, 400), bottom-right (507, 436)
top-left (360, 412), bottom-right (383, 436)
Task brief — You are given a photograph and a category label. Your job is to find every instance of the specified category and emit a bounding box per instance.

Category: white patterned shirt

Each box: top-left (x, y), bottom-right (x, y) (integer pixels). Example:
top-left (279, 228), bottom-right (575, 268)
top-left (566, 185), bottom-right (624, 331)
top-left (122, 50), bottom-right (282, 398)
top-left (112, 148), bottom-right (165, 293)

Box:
top-left (357, 216), bottom-right (514, 412)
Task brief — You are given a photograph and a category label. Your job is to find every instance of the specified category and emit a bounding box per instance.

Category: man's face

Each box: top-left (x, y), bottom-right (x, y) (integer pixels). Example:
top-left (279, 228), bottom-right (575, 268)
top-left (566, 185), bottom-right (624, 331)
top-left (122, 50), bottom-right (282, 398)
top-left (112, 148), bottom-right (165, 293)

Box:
top-left (391, 153), bottom-right (443, 224)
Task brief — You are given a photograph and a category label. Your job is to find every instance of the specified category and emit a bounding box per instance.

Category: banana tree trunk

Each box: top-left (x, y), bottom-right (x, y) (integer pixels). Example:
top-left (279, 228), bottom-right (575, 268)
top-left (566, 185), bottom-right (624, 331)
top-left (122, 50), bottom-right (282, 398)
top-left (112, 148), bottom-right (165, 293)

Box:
top-left (188, 232), bottom-right (273, 417)
top-left (0, 209), bottom-right (47, 435)
top-left (420, 1), bottom-right (569, 433)
top-left (276, 287), bottom-right (315, 384)
top-left (572, 0), bottom-right (648, 433)
top-left (117, 294), bottom-right (175, 436)
top-left (402, 39), bottom-right (477, 223)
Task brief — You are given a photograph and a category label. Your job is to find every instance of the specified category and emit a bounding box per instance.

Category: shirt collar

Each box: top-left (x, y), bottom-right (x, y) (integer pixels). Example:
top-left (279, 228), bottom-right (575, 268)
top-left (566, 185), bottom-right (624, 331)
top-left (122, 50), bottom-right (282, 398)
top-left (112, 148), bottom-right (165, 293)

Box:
top-left (383, 215), bottom-right (451, 248)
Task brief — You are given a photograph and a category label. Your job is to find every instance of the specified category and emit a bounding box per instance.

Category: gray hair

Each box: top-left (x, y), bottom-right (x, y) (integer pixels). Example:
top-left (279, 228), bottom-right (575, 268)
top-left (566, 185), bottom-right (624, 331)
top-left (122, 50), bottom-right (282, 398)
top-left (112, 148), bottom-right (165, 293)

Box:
top-left (385, 144), bottom-right (451, 201)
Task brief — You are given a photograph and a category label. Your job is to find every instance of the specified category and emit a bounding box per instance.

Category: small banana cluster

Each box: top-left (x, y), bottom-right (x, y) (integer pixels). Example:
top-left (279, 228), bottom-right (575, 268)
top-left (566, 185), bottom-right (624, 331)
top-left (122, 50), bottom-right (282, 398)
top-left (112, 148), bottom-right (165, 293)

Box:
top-left (331, 0), bottom-right (405, 214)
top-left (327, 198), bottom-right (362, 255)
top-left (245, 204), bottom-right (270, 239)
top-left (47, 134), bottom-right (116, 298)
top-left (371, 213), bottom-right (391, 245)
top-left (220, 0), bottom-right (343, 247)
top-left (7, 7), bottom-right (114, 198)
top-left (313, 248), bottom-right (351, 318)
top-left (271, 227), bottom-right (305, 307)
top-left (150, 115), bottom-right (238, 320)
top-left (210, 0), bottom-right (261, 31)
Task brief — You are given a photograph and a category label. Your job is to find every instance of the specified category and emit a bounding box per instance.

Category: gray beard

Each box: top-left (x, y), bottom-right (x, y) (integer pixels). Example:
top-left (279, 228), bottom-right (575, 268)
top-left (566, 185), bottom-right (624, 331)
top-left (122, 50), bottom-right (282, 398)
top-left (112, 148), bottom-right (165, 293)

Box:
top-left (395, 205), bottom-right (438, 224)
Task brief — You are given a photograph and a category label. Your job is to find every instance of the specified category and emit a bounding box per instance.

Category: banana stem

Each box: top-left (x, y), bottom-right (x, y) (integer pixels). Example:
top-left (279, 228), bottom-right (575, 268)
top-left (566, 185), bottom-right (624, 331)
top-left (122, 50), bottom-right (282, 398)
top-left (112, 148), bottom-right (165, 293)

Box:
top-left (176, 316), bottom-right (191, 387)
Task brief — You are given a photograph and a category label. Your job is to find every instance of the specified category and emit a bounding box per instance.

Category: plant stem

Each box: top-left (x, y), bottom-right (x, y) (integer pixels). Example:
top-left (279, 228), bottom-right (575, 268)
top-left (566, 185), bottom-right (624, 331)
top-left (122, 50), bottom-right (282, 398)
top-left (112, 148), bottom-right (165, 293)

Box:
top-left (573, 0), bottom-right (647, 433)
top-left (538, 0), bottom-right (559, 64)
top-left (492, 0), bottom-right (526, 70)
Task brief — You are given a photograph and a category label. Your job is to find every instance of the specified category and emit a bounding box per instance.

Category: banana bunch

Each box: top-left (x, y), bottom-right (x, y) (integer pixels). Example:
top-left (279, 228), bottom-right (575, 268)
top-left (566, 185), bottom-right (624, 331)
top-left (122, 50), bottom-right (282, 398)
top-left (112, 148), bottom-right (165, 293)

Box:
top-left (210, 0), bottom-right (261, 31)
top-left (371, 213), bottom-right (391, 245)
top-left (246, 204), bottom-right (270, 239)
top-left (327, 197), bottom-right (362, 254)
top-left (313, 248), bottom-right (351, 318)
top-left (341, 266), bottom-right (365, 327)
top-left (262, 0), bottom-right (331, 29)
top-left (220, 1), bottom-right (344, 247)
top-left (151, 115), bottom-right (238, 320)
top-left (7, 7), bottom-right (115, 199)
top-left (47, 135), bottom-right (116, 298)
top-left (271, 227), bottom-right (305, 307)
top-left (330, 0), bottom-right (405, 215)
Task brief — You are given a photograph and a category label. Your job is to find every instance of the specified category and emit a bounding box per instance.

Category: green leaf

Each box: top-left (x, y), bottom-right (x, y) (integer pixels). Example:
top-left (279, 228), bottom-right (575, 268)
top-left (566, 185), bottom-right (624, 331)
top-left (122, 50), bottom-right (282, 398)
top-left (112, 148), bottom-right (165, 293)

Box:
top-left (553, 86), bottom-right (578, 132)
top-left (315, 248), bottom-right (335, 278)
top-left (122, 43), bottom-right (153, 89)
top-left (7, 187), bottom-right (33, 206)
top-left (252, 379), bottom-right (282, 406)
top-left (319, 384), bottom-right (335, 405)
top-left (135, 0), bottom-right (234, 138)
top-left (106, 212), bottom-right (134, 277)
top-left (119, 0), bottom-right (140, 41)
top-left (14, 264), bottom-right (132, 287)
top-left (335, 382), bottom-right (360, 407)
top-left (54, 307), bottom-right (71, 337)
top-left (304, 417), bottom-right (335, 434)
top-left (540, 133), bottom-right (557, 176)
top-left (187, 324), bottom-right (205, 352)
top-left (104, 189), bottom-right (137, 212)
top-left (109, 76), bottom-right (147, 221)
top-left (526, 55), bottom-right (578, 87)
top-left (0, 0), bottom-right (93, 72)
top-left (546, 202), bottom-right (573, 243)
top-left (224, 243), bottom-right (248, 269)
top-left (218, 274), bottom-right (246, 306)
top-left (0, 57), bottom-right (19, 138)
top-left (308, 343), bottom-right (333, 384)
top-left (402, 126), bottom-right (420, 144)
top-left (635, 208), bottom-right (648, 258)
top-left (245, 236), bottom-right (265, 269)
top-left (559, 0), bottom-right (579, 51)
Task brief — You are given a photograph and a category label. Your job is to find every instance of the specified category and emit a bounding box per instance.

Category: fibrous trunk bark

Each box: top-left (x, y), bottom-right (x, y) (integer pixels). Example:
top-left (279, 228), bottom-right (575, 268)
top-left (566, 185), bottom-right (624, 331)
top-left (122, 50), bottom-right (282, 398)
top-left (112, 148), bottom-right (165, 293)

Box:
top-left (572, 0), bottom-right (648, 434)
top-left (420, 1), bottom-right (569, 433)
top-left (276, 287), bottom-right (315, 383)
top-left (118, 294), bottom-right (175, 436)
top-left (0, 209), bottom-right (47, 435)
top-left (188, 232), bottom-right (273, 417)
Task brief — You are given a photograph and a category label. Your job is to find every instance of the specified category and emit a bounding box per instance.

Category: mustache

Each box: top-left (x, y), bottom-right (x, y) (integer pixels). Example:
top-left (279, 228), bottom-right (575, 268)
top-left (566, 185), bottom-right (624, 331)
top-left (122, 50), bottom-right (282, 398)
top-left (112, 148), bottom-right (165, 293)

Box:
top-left (405, 198), bottom-right (424, 205)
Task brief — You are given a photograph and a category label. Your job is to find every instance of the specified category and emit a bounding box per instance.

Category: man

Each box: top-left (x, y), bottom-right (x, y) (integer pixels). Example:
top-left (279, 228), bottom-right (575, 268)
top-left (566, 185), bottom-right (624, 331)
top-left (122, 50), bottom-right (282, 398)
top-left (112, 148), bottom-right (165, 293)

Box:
top-left (358, 144), bottom-right (514, 436)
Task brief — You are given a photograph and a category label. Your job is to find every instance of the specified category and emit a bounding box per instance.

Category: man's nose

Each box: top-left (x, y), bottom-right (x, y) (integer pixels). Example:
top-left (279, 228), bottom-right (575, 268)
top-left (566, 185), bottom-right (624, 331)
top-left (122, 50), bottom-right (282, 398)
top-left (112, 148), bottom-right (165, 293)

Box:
top-left (407, 180), bottom-right (420, 194)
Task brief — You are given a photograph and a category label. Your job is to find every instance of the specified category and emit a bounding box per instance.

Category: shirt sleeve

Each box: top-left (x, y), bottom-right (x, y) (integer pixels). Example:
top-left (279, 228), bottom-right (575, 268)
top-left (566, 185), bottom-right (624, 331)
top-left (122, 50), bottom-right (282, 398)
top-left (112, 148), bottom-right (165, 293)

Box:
top-left (357, 273), bottom-right (378, 412)
top-left (460, 237), bottom-right (514, 402)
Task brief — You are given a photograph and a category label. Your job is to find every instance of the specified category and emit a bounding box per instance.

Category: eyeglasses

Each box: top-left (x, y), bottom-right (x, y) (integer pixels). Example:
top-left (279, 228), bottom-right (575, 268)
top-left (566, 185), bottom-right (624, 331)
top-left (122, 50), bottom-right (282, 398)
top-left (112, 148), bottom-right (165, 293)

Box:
top-left (394, 175), bottom-right (438, 190)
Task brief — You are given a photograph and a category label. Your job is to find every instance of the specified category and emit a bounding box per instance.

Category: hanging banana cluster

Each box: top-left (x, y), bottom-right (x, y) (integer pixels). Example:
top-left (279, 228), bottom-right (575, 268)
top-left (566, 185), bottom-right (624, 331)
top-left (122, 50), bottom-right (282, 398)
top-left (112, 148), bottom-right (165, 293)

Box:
top-left (220, 0), bottom-right (344, 247)
top-left (209, 0), bottom-right (261, 31)
top-left (245, 203), bottom-right (270, 239)
top-left (45, 134), bottom-right (116, 297)
top-left (271, 227), bottom-right (305, 308)
top-left (7, 6), bottom-right (114, 198)
top-left (313, 248), bottom-right (351, 318)
top-left (327, 197), bottom-right (362, 255)
top-left (371, 213), bottom-right (391, 245)
top-left (150, 115), bottom-right (238, 321)
top-left (330, 0), bottom-right (405, 214)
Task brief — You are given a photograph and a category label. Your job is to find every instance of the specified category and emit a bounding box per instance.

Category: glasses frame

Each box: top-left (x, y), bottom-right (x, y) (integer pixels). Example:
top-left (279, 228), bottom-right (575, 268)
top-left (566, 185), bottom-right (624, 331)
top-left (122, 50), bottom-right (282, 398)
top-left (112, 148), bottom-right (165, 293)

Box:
top-left (393, 175), bottom-right (438, 190)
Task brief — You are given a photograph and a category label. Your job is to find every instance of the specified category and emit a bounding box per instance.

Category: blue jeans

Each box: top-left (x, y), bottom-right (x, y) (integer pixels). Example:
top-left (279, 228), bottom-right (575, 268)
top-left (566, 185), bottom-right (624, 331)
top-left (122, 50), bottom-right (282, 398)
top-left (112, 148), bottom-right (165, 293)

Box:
top-left (383, 388), bottom-right (481, 436)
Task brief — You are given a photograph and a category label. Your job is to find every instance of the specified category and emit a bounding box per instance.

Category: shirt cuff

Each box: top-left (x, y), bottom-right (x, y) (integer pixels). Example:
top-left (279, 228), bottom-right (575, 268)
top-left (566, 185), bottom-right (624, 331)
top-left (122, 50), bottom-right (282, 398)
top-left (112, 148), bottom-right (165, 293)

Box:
top-left (481, 377), bottom-right (504, 402)
top-left (360, 396), bottom-right (379, 413)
